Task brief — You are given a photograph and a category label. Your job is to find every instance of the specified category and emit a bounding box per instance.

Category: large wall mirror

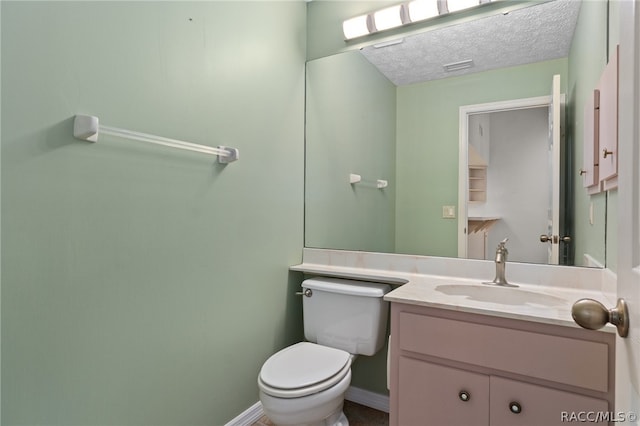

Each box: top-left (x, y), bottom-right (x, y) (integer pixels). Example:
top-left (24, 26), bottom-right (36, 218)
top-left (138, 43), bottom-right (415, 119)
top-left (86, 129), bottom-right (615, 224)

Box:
top-left (305, 0), bottom-right (616, 268)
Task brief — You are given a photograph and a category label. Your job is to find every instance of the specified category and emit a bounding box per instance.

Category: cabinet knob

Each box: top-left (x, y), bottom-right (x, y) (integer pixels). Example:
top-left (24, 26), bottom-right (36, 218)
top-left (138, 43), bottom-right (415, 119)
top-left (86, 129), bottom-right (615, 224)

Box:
top-left (603, 148), bottom-right (614, 158)
top-left (579, 168), bottom-right (587, 176)
top-left (458, 390), bottom-right (471, 402)
top-left (509, 401), bottom-right (522, 414)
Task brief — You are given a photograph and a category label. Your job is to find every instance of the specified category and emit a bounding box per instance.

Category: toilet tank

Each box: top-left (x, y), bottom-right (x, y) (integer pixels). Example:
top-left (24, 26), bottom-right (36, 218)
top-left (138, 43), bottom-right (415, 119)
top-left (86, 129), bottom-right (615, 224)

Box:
top-left (301, 277), bottom-right (391, 356)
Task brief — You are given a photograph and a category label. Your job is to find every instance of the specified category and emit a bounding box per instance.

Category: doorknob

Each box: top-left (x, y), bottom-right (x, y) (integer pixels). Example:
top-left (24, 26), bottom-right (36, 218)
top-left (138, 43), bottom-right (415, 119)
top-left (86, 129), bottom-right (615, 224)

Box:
top-left (540, 235), bottom-right (571, 244)
top-left (571, 298), bottom-right (629, 338)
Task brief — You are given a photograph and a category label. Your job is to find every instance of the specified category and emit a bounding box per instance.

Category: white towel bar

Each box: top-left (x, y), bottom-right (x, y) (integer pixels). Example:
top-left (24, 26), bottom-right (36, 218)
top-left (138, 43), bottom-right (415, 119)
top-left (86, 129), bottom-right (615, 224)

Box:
top-left (73, 114), bottom-right (239, 163)
top-left (349, 173), bottom-right (388, 189)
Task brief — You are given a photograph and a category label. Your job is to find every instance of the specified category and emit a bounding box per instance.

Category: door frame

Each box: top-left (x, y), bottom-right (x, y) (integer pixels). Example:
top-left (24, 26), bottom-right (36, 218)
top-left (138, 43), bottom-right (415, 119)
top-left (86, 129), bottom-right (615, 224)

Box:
top-left (614, 0), bottom-right (639, 414)
top-left (457, 95), bottom-right (555, 259)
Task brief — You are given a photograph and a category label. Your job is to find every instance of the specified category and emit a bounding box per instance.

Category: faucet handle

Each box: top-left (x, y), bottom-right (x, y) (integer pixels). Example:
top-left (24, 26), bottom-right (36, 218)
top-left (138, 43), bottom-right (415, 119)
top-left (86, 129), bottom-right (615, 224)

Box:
top-left (496, 238), bottom-right (509, 263)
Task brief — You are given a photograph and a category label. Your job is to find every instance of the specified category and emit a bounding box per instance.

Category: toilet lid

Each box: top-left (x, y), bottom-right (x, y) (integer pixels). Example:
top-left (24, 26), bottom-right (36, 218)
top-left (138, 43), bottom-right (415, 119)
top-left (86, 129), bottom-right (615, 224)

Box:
top-left (259, 342), bottom-right (350, 391)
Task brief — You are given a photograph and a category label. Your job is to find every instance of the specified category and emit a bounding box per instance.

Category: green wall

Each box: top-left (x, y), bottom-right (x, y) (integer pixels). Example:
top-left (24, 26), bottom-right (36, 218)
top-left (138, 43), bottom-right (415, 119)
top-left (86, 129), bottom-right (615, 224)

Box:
top-left (306, 50), bottom-right (396, 254)
top-left (396, 59), bottom-right (568, 257)
top-left (567, 0), bottom-right (617, 269)
top-left (305, 51), bottom-right (396, 394)
top-left (1, 2), bottom-right (305, 424)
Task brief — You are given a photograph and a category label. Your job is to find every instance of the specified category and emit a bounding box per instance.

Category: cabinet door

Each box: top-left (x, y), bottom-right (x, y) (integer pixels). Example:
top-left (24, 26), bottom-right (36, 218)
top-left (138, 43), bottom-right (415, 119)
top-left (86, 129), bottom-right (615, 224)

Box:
top-left (598, 45), bottom-right (619, 187)
top-left (582, 89), bottom-right (600, 191)
top-left (490, 376), bottom-right (609, 426)
top-left (398, 357), bottom-right (489, 426)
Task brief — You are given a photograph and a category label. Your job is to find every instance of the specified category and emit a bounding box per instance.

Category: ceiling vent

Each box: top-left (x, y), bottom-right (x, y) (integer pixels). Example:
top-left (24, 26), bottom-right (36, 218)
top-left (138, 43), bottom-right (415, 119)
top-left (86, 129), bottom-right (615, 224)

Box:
top-left (443, 59), bottom-right (474, 72)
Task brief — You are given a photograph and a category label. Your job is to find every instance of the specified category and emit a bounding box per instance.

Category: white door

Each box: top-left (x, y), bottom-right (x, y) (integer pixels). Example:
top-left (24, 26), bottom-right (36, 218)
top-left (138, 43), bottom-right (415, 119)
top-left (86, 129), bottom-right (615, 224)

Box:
top-left (614, 0), bottom-right (639, 417)
top-left (546, 74), bottom-right (562, 264)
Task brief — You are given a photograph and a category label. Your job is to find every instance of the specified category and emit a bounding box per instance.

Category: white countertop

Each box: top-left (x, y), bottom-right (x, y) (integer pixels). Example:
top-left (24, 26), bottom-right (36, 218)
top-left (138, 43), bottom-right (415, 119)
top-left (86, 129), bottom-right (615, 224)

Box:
top-left (290, 252), bottom-right (616, 332)
top-left (382, 273), bottom-right (615, 331)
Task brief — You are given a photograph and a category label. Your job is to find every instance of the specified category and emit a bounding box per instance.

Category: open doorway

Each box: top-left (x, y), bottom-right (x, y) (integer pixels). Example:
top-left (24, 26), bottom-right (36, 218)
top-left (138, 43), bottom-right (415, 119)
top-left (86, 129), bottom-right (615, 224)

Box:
top-left (466, 107), bottom-right (551, 263)
top-left (458, 81), bottom-right (568, 265)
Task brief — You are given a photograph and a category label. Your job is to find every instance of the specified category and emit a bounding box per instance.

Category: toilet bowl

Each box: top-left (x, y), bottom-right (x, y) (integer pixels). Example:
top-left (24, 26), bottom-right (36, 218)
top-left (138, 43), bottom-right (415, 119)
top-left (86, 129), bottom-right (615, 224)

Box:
top-left (258, 342), bottom-right (353, 426)
top-left (258, 278), bottom-right (390, 426)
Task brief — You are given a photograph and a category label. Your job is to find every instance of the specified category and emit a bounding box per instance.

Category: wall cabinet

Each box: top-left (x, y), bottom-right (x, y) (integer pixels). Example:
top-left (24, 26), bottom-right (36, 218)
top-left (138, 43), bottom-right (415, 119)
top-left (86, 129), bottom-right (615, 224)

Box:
top-left (389, 303), bottom-right (615, 426)
top-left (582, 45), bottom-right (619, 193)
top-left (582, 89), bottom-right (601, 194)
top-left (597, 45), bottom-right (619, 190)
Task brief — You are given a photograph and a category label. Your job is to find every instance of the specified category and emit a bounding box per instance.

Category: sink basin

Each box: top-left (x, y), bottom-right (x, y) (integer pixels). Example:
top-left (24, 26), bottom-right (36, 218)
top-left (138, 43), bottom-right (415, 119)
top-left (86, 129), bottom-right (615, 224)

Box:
top-left (434, 284), bottom-right (567, 307)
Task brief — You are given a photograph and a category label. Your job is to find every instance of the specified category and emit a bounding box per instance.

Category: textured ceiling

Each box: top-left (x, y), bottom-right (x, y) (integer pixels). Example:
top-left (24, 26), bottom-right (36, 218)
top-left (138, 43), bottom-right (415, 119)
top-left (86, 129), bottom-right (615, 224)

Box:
top-left (360, 0), bottom-right (581, 86)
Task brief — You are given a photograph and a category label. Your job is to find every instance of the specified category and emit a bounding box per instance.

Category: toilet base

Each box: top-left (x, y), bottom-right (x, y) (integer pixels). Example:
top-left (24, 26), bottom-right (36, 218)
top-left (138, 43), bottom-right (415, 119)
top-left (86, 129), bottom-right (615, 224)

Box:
top-left (333, 411), bottom-right (349, 426)
top-left (259, 369), bottom-right (351, 426)
top-left (262, 403), bottom-right (348, 426)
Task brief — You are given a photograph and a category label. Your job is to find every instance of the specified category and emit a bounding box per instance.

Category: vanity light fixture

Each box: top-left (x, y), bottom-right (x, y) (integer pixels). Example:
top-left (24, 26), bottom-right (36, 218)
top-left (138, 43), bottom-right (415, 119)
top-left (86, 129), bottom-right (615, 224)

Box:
top-left (445, 0), bottom-right (481, 14)
top-left (343, 0), bottom-right (491, 40)
top-left (407, 0), bottom-right (440, 23)
top-left (342, 14), bottom-right (372, 40)
top-left (373, 4), bottom-right (405, 32)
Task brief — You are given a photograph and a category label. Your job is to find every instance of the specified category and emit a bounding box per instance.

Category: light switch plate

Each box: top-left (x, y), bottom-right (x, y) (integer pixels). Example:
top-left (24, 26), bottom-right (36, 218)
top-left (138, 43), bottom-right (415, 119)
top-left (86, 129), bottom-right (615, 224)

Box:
top-left (442, 205), bottom-right (456, 218)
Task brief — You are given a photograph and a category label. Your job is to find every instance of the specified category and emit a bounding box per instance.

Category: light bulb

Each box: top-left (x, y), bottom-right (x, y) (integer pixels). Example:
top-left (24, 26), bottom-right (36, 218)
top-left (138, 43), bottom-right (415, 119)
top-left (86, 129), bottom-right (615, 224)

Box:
top-left (373, 5), bottom-right (403, 31)
top-left (343, 14), bottom-right (370, 40)
top-left (408, 0), bottom-right (439, 22)
top-left (446, 0), bottom-right (481, 13)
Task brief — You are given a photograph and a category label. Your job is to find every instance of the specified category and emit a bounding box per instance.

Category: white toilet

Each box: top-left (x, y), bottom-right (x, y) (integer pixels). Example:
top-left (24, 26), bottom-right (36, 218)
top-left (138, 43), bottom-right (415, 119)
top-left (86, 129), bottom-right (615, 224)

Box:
top-left (258, 277), bottom-right (391, 426)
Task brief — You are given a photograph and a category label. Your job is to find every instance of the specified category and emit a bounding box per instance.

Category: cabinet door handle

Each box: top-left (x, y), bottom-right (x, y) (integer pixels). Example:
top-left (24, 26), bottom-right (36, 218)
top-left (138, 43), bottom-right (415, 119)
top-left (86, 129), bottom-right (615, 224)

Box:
top-left (509, 401), bottom-right (522, 414)
top-left (458, 390), bottom-right (471, 402)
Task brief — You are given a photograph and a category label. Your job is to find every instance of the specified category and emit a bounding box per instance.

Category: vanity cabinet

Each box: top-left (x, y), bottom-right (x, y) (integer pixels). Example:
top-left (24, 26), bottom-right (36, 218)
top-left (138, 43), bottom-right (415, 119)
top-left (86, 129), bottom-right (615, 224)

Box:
top-left (398, 357), bottom-right (489, 425)
top-left (389, 303), bottom-right (615, 426)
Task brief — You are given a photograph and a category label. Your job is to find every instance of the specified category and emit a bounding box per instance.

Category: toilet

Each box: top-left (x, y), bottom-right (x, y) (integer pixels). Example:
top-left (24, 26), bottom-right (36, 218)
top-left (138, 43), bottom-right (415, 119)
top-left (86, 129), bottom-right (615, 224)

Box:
top-left (258, 277), bottom-right (391, 426)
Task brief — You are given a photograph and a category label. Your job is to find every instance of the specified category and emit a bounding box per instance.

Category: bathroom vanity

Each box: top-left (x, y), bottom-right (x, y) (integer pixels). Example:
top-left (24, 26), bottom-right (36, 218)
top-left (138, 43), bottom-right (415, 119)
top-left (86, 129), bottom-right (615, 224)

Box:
top-left (291, 248), bottom-right (617, 426)
top-left (384, 277), bottom-right (617, 426)
top-left (387, 301), bottom-right (615, 426)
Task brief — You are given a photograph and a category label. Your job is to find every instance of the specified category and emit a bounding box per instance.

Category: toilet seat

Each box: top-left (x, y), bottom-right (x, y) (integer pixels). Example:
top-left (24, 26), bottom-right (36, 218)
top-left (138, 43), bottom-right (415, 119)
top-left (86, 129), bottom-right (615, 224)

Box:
top-left (258, 342), bottom-right (352, 398)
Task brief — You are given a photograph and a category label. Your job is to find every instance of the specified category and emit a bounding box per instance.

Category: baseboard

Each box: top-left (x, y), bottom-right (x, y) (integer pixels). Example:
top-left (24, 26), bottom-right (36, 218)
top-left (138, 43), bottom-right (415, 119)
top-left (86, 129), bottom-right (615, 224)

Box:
top-left (225, 386), bottom-right (390, 425)
top-left (345, 386), bottom-right (390, 413)
top-left (224, 401), bottom-right (264, 426)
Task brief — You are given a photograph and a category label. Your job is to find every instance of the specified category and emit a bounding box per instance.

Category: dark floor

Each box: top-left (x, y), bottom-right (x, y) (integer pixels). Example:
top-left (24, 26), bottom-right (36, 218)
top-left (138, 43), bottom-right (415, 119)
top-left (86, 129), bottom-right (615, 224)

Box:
top-left (252, 400), bottom-right (389, 426)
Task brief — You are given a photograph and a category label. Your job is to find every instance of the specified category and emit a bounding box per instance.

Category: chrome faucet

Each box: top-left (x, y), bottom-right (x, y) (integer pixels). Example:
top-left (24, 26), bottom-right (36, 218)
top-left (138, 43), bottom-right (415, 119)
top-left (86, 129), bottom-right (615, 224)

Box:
top-left (484, 238), bottom-right (518, 287)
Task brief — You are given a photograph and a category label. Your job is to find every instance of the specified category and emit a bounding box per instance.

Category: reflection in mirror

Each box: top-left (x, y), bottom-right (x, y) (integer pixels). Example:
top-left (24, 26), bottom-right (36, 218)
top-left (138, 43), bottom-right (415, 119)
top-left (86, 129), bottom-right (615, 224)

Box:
top-left (463, 104), bottom-right (558, 264)
top-left (305, 0), bottom-right (611, 268)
